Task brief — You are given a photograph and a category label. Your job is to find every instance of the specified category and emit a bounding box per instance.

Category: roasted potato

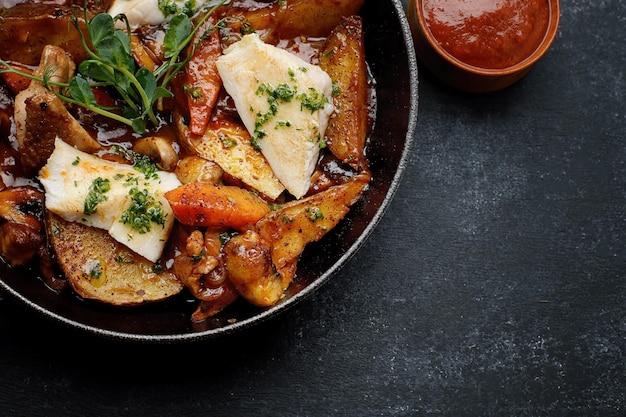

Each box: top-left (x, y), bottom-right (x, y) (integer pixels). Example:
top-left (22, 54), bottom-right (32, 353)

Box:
top-left (275, 0), bottom-right (365, 38)
top-left (320, 16), bottom-right (370, 171)
top-left (0, 4), bottom-right (90, 65)
top-left (46, 212), bottom-right (184, 306)
top-left (175, 113), bottom-right (285, 200)
top-left (257, 173), bottom-right (370, 270)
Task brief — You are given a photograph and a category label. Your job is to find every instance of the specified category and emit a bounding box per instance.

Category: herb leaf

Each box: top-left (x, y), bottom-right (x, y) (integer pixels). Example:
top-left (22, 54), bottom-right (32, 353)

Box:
top-left (0, 0), bottom-right (227, 134)
top-left (69, 77), bottom-right (98, 107)
top-left (164, 13), bottom-right (193, 59)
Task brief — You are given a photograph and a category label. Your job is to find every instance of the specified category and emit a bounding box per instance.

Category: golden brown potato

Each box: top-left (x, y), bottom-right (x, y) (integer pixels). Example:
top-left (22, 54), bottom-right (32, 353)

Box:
top-left (174, 156), bottom-right (224, 185)
top-left (320, 16), bottom-right (370, 171)
top-left (175, 113), bottom-right (285, 200)
top-left (257, 172), bottom-right (370, 270)
top-left (223, 229), bottom-right (292, 307)
top-left (46, 213), bottom-right (184, 306)
top-left (275, 0), bottom-right (365, 38)
top-left (222, 0), bottom-right (364, 44)
top-left (0, 4), bottom-right (90, 66)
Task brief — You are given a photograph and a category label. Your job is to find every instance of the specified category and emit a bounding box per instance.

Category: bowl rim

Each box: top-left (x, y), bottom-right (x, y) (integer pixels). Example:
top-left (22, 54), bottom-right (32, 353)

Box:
top-left (0, 0), bottom-right (420, 343)
top-left (413, 0), bottom-right (561, 76)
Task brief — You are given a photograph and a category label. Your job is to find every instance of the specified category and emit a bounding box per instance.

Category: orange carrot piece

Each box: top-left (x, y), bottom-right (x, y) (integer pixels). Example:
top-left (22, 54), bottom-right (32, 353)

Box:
top-left (185, 17), bottom-right (223, 136)
top-left (0, 64), bottom-right (32, 94)
top-left (165, 182), bottom-right (270, 229)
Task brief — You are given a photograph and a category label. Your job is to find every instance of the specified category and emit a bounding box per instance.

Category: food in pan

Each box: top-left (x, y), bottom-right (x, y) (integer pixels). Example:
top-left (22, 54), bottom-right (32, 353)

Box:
top-left (0, 0), bottom-right (374, 322)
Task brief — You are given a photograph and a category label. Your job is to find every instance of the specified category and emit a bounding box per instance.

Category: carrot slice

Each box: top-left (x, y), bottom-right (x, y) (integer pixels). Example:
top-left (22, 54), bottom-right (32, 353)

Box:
top-left (0, 63), bottom-right (32, 94)
top-left (165, 182), bottom-right (270, 229)
top-left (185, 16), bottom-right (222, 136)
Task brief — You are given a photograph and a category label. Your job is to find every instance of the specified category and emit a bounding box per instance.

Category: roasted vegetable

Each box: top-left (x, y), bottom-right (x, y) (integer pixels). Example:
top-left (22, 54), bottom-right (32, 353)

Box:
top-left (184, 15), bottom-right (223, 136)
top-left (165, 182), bottom-right (270, 230)
top-left (47, 213), bottom-right (183, 306)
top-left (0, 4), bottom-right (90, 66)
top-left (175, 113), bottom-right (285, 200)
top-left (257, 173), bottom-right (370, 270)
top-left (13, 45), bottom-right (100, 175)
top-left (171, 227), bottom-right (239, 322)
top-left (320, 16), bottom-right (370, 171)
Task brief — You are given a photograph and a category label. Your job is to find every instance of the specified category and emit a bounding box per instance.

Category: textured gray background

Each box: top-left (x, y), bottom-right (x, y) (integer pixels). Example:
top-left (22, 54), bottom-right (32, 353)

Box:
top-left (1, 0), bottom-right (624, 415)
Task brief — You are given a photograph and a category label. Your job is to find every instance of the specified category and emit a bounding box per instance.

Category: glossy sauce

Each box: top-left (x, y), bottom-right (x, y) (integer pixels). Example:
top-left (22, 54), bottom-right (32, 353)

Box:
top-left (422, 0), bottom-right (551, 69)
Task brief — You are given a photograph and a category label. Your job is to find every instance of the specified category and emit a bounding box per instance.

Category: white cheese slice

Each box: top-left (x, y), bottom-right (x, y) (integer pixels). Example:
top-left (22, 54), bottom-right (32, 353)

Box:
top-left (39, 138), bottom-right (181, 262)
top-left (216, 33), bottom-right (335, 199)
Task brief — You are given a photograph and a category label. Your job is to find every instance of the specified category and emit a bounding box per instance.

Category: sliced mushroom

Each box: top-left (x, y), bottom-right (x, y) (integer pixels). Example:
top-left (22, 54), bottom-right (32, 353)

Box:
top-left (133, 136), bottom-right (179, 171)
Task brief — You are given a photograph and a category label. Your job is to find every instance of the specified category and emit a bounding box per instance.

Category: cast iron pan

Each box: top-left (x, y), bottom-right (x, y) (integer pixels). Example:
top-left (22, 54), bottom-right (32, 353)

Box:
top-left (0, 0), bottom-right (419, 342)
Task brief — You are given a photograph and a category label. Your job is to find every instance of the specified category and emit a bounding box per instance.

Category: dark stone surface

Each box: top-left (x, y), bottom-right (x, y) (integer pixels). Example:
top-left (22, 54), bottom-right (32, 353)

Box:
top-left (0, 0), bottom-right (624, 415)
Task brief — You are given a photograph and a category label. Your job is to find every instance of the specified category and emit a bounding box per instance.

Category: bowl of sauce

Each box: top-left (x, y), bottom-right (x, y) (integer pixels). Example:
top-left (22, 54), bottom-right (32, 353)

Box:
top-left (408, 0), bottom-right (560, 92)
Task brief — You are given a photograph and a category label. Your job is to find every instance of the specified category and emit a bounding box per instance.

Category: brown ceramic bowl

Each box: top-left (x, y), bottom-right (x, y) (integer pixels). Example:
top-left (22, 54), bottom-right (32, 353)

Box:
top-left (408, 0), bottom-right (560, 93)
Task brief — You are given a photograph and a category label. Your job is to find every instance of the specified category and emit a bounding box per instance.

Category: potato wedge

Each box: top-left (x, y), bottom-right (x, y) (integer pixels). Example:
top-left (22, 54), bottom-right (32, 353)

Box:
top-left (46, 212), bottom-right (183, 306)
top-left (257, 173), bottom-right (370, 269)
top-left (275, 0), bottom-right (365, 38)
top-left (222, 0), bottom-right (364, 43)
top-left (175, 113), bottom-right (285, 200)
top-left (0, 4), bottom-right (90, 65)
top-left (319, 16), bottom-right (370, 171)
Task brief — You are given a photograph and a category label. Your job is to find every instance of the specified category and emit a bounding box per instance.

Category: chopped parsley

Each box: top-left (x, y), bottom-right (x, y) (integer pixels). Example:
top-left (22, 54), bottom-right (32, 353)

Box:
top-left (298, 87), bottom-right (329, 113)
top-left (158, 0), bottom-right (197, 18)
top-left (119, 188), bottom-right (167, 234)
top-left (84, 177), bottom-right (111, 215)
top-left (184, 83), bottom-right (204, 100)
top-left (133, 155), bottom-right (160, 180)
top-left (89, 261), bottom-right (103, 279)
top-left (306, 206), bottom-right (325, 222)
top-left (219, 133), bottom-right (238, 148)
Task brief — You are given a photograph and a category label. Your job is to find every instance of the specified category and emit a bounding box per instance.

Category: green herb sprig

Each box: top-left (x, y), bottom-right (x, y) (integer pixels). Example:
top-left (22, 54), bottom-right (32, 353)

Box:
top-left (0, 0), bottom-right (226, 134)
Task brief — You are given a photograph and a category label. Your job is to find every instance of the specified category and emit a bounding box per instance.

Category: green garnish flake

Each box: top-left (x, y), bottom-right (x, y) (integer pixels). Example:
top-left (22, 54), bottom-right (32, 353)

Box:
top-left (120, 187), bottom-right (167, 234)
top-left (298, 88), bottom-right (329, 113)
top-left (190, 250), bottom-right (205, 262)
top-left (184, 83), bottom-right (204, 100)
top-left (84, 177), bottom-right (111, 215)
top-left (133, 155), bottom-right (160, 180)
top-left (219, 133), bottom-right (238, 148)
top-left (306, 206), bottom-right (324, 222)
top-left (275, 120), bottom-right (292, 129)
top-left (114, 254), bottom-right (134, 264)
top-left (72, 157), bottom-right (80, 166)
top-left (89, 261), bottom-right (103, 280)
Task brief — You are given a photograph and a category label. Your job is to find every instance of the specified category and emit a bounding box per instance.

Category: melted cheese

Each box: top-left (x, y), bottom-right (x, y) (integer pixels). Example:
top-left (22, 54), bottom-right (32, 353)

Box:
top-left (216, 34), bottom-right (335, 199)
top-left (39, 139), bottom-right (181, 262)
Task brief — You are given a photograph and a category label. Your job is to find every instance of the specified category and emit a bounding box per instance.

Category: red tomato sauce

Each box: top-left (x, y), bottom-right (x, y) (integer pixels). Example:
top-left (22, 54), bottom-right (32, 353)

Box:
top-left (422, 0), bottom-right (551, 69)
